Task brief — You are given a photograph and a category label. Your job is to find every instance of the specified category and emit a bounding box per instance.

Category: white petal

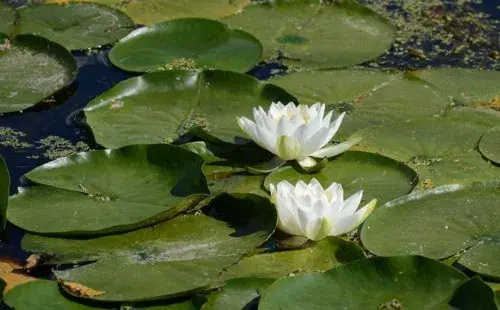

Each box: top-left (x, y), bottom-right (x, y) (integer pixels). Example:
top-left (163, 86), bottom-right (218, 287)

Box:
top-left (295, 206), bottom-right (316, 237)
top-left (292, 124), bottom-right (309, 145)
top-left (329, 199), bottom-right (377, 236)
top-left (297, 208), bottom-right (331, 241)
top-left (308, 178), bottom-right (324, 197)
top-left (275, 193), bottom-right (302, 236)
top-left (255, 125), bottom-right (278, 154)
top-left (276, 116), bottom-right (299, 137)
top-left (276, 135), bottom-right (301, 160)
top-left (277, 180), bottom-right (295, 193)
top-left (305, 114), bottom-right (324, 139)
top-left (301, 126), bottom-right (331, 155)
top-left (237, 117), bottom-right (259, 140)
top-left (329, 112), bottom-right (346, 136)
top-left (297, 156), bottom-right (317, 168)
top-left (310, 137), bottom-right (362, 158)
top-left (294, 180), bottom-right (309, 196)
top-left (342, 190), bottom-right (363, 215)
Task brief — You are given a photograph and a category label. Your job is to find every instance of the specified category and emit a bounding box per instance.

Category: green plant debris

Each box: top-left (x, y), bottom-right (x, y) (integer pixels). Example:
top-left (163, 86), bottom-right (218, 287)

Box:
top-left (0, 38), bottom-right (11, 51)
top-left (36, 136), bottom-right (90, 159)
top-left (158, 58), bottom-right (198, 71)
top-left (180, 113), bottom-right (211, 135)
top-left (408, 155), bottom-right (442, 166)
top-left (0, 127), bottom-right (32, 149)
top-left (379, 299), bottom-right (404, 309)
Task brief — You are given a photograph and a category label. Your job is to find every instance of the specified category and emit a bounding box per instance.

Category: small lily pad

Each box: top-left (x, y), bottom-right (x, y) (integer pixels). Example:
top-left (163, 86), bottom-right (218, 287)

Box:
top-left (265, 151), bottom-right (418, 205)
top-left (0, 35), bottom-right (77, 113)
top-left (109, 18), bottom-right (261, 73)
top-left (84, 70), bottom-right (296, 148)
top-left (480, 126), bottom-right (500, 164)
top-left (24, 194), bottom-right (276, 301)
top-left (449, 277), bottom-right (499, 310)
top-left (17, 3), bottom-right (135, 51)
top-left (7, 144), bottom-right (209, 236)
top-left (361, 182), bottom-right (500, 278)
top-left (223, 0), bottom-right (395, 69)
top-left (259, 256), bottom-right (467, 309)
top-left (0, 3), bottom-right (14, 34)
top-left (0, 155), bottom-right (8, 234)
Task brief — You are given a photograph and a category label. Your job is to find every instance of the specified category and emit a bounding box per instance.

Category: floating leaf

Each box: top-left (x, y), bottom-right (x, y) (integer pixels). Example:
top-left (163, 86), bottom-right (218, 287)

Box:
top-left (353, 117), bottom-right (500, 187)
top-left (269, 70), bottom-right (450, 138)
top-left (7, 144), bottom-right (209, 236)
top-left (259, 256), bottom-right (466, 309)
top-left (480, 126), bottom-right (500, 165)
top-left (413, 68), bottom-right (500, 107)
top-left (448, 277), bottom-right (499, 310)
top-left (0, 155), bottom-right (8, 233)
top-left (265, 151), bottom-right (418, 205)
top-left (0, 35), bottom-right (77, 113)
top-left (223, 0), bottom-right (395, 69)
top-left (0, 3), bottom-right (14, 34)
top-left (222, 237), bottom-right (364, 280)
top-left (203, 278), bottom-right (275, 310)
top-left (23, 193), bottom-right (277, 301)
top-left (109, 18), bottom-right (261, 73)
top-left (361, 182), bottom-right (500, 278)
top-left (84, 70), bottom-right (296, 148)
top-left (17, 3), bottom-right (134, 51)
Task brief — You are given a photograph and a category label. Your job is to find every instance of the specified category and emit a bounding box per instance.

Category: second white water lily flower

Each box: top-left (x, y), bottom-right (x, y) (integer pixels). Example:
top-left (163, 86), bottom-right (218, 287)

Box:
top-left (269, 178), bottom-right (376, 241)
top-left (237, 102), bottom-right (359, 168)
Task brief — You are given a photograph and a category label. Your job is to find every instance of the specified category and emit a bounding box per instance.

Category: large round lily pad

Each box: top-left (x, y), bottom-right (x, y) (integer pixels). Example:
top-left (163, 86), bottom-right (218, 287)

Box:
top-left (0, 35), bottom-right (77, 113)
top-left (269, 70), bottom-right (450, 138)
top-left (222, 236), bottom-right (364, 280)
top-left (361, 182), bottom-right (500, 278)
top-left (265, 151), bottom-right (418, 205)
top-left (17, 3), bottom-right (135, 50)
top-left (223, 0), bottom-right (395, 69)
top-left (24, 194), bottom-right (276, 301)
top-left (259, 256), bottom-right (467, 309)
top-left (0, 155), bottom-right (9, 234)
top-left (84, 70), bottom-right (296, 148)
top-left (413, 68), bottom-right (500, 107)
top-left (109, 18), bottom-right (261, 73)
top-left (0, 3), bottom-right (14, 34)
top-left (353, 117), bottom-right (500, 187)
top-left (7, 144), bottom-right (209, 236)
top-left (480, 126), bottom-right (500, 164)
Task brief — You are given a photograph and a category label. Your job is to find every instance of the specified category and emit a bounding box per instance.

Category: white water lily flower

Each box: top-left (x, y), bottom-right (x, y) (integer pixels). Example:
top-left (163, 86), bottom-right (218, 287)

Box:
top-left (269, 178), bottom-right (376, 241)
top-left (237, 102), bottom-right (359, 168)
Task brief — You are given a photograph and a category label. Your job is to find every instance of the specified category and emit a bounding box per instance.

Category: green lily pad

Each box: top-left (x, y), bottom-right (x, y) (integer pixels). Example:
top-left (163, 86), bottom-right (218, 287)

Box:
top-left (0, 35), bottom-right (77, 113)
top-left (7, 144), bottom-right (209, 236)
top-left (29, 193), bottom-right (276, 302)
top-left (222, 236), bottom-right (364, 280)
top-left (361, 182), bottom-right (500, 278)
top-left (130, 300), bottom-right (200, 310)
top-left (3, 280), bottom-right (106, 310)
top-left (259, 256), bottom-right (467, 309)
top-left (0, 155), bottom-right (9, 234)
top-left (269, 70), bottom-right (450, 138)
top-left (446, 107), bottom-right (500, 128)
top-left (0, 3), bottom-right (14, 34)
top-left (109, 18), bottom-right (261, 73)
top-left (223, 0), bottom-right (395, 69)
top-left (413, 68), bottom-right (500, 107)
top-left (265, 151), bottom-right (418, 205)
top-left (203, 278), bottom-right (275, 310)
top-left (480, 126), bottom-right (500, 164)
top-left (17, 3), bottom-right (135, 50)
top-left (353, 117), bottom-right (500, 187)
top-left (84, 70), bottom-right (296, 148)
top-left (449, 277), bottom-right (499, 310)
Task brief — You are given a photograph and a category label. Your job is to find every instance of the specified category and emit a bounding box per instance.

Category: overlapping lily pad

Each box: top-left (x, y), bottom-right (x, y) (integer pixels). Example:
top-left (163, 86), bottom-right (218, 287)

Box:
top-left (0, 155), bottom-right (9, 234)
top-left (353, 117), bottom-right (500, 186)
top-left (222, 236), bottom-right (364, 280)
top-left (23, 194), bottom-right (276, 301)
top-left (17, 3), bottom-right (135, 50)
top-left (7, 144), bottom-right (209, 236)
top-left (269, 69), bottom-right (450, 138)
top-left (109, 18), bottom-right (261, 73)
top-left (361, 182), bottom-right (500, 278)
top-left (449, 277), bottom-right (499, 309)
top-left (84, 70), bottom-right (296, 148)
top-left (0, 35), bottom-right (77, 113)
top-left (223, 0), bottom-right (394, 69)
top-left (413, 68), bottom-right (500, 107)
top-left (0, 3), bottom-right (14, 34)
top-left (259, 256), bottom-right (467, 309)
top-left (265, 151), bottom-right (418, 205)
top-left (480, 126), bottom-right (500, 164)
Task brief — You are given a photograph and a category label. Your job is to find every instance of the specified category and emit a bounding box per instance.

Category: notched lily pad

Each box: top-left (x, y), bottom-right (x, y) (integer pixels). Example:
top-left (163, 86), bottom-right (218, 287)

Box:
top-left (109, 18), bottom-right (262, 73)
top-left (479, 126), bottom-right (500, 165)
top-left (259, 256), bottom-right (466, 309)
top-left (17, 2), bottom-right (135, 50)
top-left (361, 182), bottom-right (500, 278)
top-left (7, 144), bottom-right (209, 236)
top-left (84, 70), bottom-right (296, 148)
top-left (0, 35), bottom-right (77, 113)
top-left (265, 151), bottom-right (418, 205)
top-left (223, 0), bottom-right (395, 68)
